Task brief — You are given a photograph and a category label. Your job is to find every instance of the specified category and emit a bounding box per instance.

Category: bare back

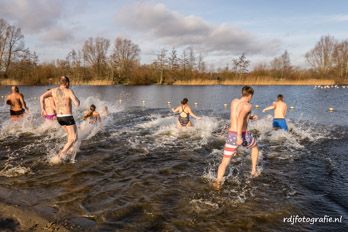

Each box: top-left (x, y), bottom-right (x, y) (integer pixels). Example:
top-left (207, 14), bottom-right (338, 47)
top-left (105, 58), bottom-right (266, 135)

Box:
top-left (44, 97), bottom-right (56, 115)
top-left (52, 87), bottom-right (72, 115)
top-left (7, 93), bottom-right (23, 111)
top-left (273, 101), bottom-right (287, 118)
top-left (230, 98), bottom-right (251, 131)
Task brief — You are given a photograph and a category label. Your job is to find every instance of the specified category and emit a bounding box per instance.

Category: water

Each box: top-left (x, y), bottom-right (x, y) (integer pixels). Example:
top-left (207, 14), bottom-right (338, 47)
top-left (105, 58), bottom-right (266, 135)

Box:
top-left (0, 85), bottom-right (347, 231)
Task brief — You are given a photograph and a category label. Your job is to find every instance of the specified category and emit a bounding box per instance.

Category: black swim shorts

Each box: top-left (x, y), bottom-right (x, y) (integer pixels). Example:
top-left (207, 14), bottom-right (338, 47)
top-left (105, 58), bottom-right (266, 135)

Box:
top-left (10, 109), bottom-right (25, 116)
top-left (57, 116), bottom-right (76, 126)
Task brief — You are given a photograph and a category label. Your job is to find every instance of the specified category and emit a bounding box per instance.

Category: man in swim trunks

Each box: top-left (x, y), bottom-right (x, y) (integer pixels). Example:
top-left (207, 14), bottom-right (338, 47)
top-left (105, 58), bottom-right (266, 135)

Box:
top-left (42, 88), bottom-right (56, 120)
top-left (6, 86), bottom-right (29, 121)
top-left (40, 76), bottom-right (80, 163)
top-left (213, 86), bottom-right (259, 190)
top-left (172, 98), bottom-right (200, 127)
top-left (83, 104), bottom-right (101, 124)
top-left (262, 94), bottom-right (288, 131)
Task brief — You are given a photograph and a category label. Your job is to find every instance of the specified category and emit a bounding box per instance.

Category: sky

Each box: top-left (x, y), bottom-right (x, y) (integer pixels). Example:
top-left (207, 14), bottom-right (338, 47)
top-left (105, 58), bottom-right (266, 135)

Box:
top-left (1, 0), bottom-right (348, 68)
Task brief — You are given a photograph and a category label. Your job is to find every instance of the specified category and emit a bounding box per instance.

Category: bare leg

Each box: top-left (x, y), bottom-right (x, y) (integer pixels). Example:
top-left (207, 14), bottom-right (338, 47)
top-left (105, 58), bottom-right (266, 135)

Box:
top-left (250, 145), bottom-right (259, 177)
top-left (58, 125), bottom-right (78, 159)
top-left (213, 156), bottom-right (232, 190)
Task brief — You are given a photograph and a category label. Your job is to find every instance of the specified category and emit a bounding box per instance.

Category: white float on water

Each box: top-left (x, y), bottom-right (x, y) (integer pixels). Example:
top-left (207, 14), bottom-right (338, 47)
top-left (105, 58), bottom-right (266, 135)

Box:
top-left (255, 105), bottom-right (260, 108)
top-left (290, 106), bottom-right (295, 109)
top-left (328, 107), bottom-right (334, 112)
top-left (167, 101), bottom-right (171, 105)
top-left (224, 103), bottom-right (227, 109)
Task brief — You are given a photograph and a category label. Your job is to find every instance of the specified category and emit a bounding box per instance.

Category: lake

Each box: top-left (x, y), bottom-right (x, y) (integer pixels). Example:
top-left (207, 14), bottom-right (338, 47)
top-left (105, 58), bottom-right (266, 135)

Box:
top-left (0, 85), bottom-right (347, 231)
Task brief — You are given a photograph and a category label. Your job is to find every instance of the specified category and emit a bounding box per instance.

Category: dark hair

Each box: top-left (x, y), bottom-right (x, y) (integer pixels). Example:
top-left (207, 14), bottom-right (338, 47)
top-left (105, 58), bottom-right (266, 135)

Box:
top-left (242, 86), bottom-right (254, 96)
top-left (181, 98), bottom-right (188, 105)
top-left (277, 94), bottom-right (284, 101)
top-left (60, 76), bottom-right (70, 85)
top-left (14, 86), bottom-right (19, 93)
top-left (90, 104), bottom-right (96, 111)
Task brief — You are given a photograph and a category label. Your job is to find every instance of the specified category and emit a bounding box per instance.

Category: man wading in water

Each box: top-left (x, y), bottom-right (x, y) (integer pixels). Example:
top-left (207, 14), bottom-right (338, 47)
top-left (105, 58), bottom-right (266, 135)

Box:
top-left (6, 86), bottom-right (29, 121)
top-left (213, 86), bottom-right (260, 190)
top-left (263, 94), bottom-right (288, 131)
top-left (40, 76), bottom-right (80, 164)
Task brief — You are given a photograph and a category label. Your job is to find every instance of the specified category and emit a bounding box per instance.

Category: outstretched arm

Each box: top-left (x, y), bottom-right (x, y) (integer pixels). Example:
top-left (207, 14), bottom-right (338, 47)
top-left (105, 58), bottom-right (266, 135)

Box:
top-left (172, 106), bottom-right (180, 113)
top-left (262, 102), bottom-right (276, 112)
top-left (40, 90), bottom-right (52, 115)
top-left (188, 107), bottom-right (201, 119)
top-left (70, 89), bottom-right (80, 108)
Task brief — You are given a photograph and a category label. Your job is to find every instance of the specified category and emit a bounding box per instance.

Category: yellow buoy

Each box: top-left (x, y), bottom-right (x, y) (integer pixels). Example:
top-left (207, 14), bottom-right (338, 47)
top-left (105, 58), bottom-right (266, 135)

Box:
top-left (255, 105), bottom-right (260, 109)
top-left (328, 107), bottom-right (334, 112)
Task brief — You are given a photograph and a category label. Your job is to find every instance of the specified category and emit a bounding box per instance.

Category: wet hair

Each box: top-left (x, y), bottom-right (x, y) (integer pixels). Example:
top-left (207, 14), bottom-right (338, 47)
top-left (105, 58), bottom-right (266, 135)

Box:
top-left (181, 98), bottom-right (188, 105)
top-left (277, 94), bottom-right (284, 101)
top-left (60, 76), bottom-right (70, 85)
top-left (241, 86), bottom-right (254, 96)
top-left (12, 86), bottom-right (19, 93)
top-left (90, 104), bottom-right (96, 111)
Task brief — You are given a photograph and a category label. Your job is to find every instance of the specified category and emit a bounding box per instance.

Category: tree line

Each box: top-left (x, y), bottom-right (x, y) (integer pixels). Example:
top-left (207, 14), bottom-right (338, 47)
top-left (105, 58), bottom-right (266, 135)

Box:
top-left (1, 18), bottom-right (348, 85)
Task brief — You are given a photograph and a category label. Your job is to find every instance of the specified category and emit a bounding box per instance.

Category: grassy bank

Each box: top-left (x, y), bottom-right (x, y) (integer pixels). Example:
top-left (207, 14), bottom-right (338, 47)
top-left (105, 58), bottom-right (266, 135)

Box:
top-left (173, 78), bottom-right (337, 86)
top-left (0, 78), bottom-right (342, 86)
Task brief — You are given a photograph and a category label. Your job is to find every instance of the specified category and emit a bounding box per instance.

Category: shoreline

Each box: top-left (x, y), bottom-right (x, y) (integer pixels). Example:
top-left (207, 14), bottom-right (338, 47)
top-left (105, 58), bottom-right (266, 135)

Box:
top-left (0, 78), bottom-right (343, 86)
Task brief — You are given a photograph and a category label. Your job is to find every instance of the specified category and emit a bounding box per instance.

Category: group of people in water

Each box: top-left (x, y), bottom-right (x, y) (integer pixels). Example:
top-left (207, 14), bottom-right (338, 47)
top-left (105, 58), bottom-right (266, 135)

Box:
top-left (4, 76), bottom-right (289, 190)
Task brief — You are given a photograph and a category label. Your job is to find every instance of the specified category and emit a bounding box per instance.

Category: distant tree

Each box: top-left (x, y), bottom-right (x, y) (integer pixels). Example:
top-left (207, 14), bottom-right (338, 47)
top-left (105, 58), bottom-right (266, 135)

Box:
top-left (271, 50), bottom-right (292, 79)
top-left (110, 37), bottom-right (140, 84)
top-left (232, 53), bottom-right (250, 78)
top-left (332, 40), bottom-right (348, 80)
top-left (154, 48), bottom-right (167, 84)
top-left (305, 35), bottom-right (337, 75)
top-left (82, 37), bottom-right (110, 77)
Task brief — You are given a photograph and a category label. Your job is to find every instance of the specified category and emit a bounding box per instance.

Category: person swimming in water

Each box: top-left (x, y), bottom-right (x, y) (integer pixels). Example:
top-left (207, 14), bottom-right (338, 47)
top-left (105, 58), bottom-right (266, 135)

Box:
top-left (213, 86), bottom-right (260, 190)
top-left (6, 86), bottom-right (29, 121)
top-left (42, 88), bottom-right (56, 120)
top-left (40, 76), bottom-right (80, 164)
top-left (262, 94), bottom-right (288, 131)
top-left (83, 104), bottom-right (101, 124)
top-left (172, 98), bottom-right (200, 127)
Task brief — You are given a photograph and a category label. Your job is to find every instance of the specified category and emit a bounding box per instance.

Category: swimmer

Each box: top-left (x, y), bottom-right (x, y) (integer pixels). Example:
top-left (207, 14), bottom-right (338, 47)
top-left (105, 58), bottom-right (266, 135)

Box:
top-left (213, 86), bottom-right (260, 190)
top-left (42, 88), bottom-right (56, 120)
top-left (262, 94), bottom-right (288, 131)
top-left (6, 86), bottom-right (29, 121)
top-left (172, 98), bottom-right (200, 128)
top-left (83, 104), bottom-right (101, 124)
top-left (40, 76), bottom-right (80, 164)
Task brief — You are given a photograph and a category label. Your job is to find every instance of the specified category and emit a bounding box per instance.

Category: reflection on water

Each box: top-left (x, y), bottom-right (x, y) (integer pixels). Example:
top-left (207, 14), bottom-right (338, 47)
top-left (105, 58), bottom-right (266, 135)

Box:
top-left (0, 86), bottom-right (347, 231)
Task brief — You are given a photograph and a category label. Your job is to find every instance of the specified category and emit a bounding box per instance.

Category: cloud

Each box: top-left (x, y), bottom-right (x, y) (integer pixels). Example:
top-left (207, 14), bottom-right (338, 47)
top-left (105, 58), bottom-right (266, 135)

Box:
top-left (40, 26), bottom-right (74, 42)
top-left (116, 3), bottom-right (280, 56)
top-left (0, 0), bottom-right (63, 33)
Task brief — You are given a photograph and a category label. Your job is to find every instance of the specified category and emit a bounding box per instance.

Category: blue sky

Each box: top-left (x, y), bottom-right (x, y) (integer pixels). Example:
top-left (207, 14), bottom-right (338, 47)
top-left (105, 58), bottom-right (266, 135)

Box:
top-left (1, 0), bottom-right (348, 68)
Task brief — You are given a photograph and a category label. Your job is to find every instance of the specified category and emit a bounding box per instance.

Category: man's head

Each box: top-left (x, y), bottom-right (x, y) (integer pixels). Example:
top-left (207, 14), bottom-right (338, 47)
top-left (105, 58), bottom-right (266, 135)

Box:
top-left (90, 104), bottom-right (96, 111)
top-left (11, 86), bottom-right (19, 93)
top-left (277, 94), bottom-right (284, 101)
top-left (59, 76), bottom-right (70, 88)
top-left (241, 86), bottom-right (254, 101)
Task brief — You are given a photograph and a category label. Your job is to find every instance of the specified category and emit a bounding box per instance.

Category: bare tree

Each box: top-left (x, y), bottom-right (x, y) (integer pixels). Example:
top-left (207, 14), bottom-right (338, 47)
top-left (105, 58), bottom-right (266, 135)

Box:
top-left (110, 37), bottom-right (140, 84)
top-left (197, 53), bottom-right (206, 73)
top-left (154, 48), bottom-right (167, 84)
top-left (232, 53), bottom-right (250, 78)
top-left (305, 35), bottom-right (337, 75)
top-left (332, 40), bottom-right (348, 79)
top-left (271, 50), bottom-right (292, 79)
top-left (82, 37), bottom-right (110, 77)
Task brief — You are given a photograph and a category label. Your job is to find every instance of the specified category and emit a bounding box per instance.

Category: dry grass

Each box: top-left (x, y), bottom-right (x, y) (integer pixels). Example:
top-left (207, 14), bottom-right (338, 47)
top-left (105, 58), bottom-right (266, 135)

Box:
top-left (173, 79), bottom-right (337, 86)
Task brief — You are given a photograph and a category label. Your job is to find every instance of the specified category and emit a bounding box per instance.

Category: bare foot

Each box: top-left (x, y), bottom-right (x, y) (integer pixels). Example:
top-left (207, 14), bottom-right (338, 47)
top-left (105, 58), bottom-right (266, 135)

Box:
top-left (251, 170), bottom-right (260, 178)
top-left (49, 155), bottom-right (62, 165)
top-left (212, 180), bottom-right (222, 191)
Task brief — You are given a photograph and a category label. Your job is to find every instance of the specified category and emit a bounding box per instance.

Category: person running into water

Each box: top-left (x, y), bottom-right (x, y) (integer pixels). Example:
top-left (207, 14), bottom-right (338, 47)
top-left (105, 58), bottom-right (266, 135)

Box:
top-left (172, 98), bottom-right (200, 127)
top-left (42, 88), bottom-right (56, 120)
top-left (40, 76), bottom-right (80, 164)
top-left (6, 86), bottom-right (29, 121)
top-left (213, 86), bottom-right (260, 190)
top-left (262, 94), bottom-right (288, 131)
top-left (83, 104), bottom-right (101, 124)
